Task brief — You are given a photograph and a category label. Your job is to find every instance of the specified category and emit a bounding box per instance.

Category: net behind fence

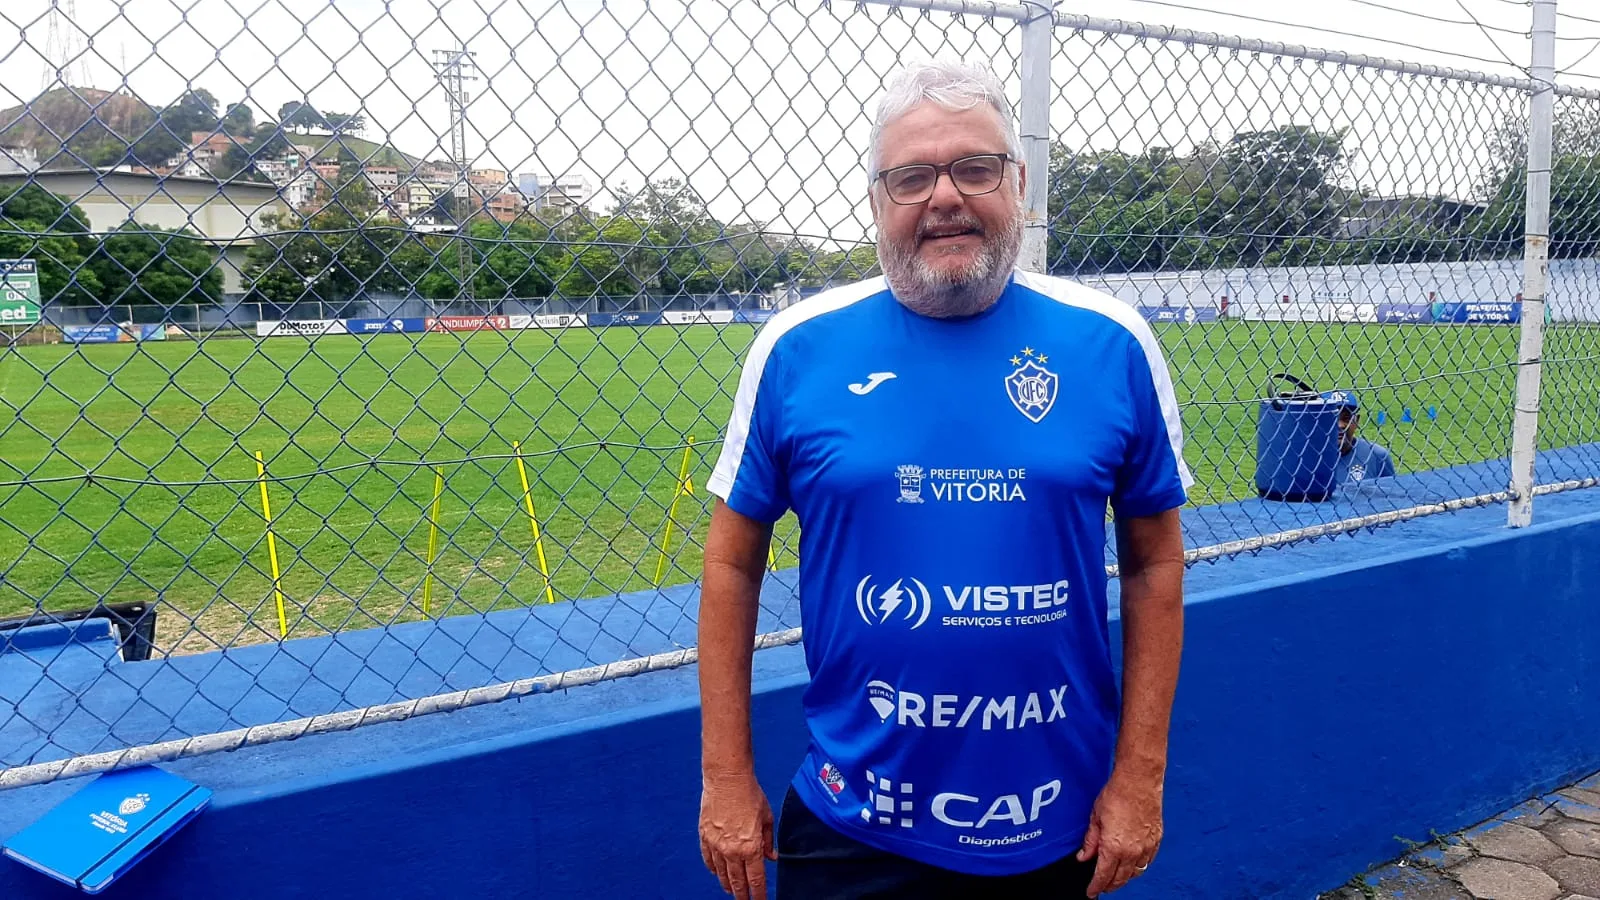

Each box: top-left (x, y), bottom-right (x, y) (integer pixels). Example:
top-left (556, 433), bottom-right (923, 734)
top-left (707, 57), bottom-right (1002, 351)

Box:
top-left (1, 0), bottom-right (1597, 787)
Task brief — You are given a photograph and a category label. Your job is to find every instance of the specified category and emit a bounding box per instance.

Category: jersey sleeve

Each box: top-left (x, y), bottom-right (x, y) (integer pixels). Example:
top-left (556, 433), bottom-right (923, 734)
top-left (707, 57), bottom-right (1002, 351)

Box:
top-left (706, 327), bottom-right (791, 523)
top-left (1372, 444), bottom-right (1397, 478)
top-left (1111, 331), bottom-right (1191, 519)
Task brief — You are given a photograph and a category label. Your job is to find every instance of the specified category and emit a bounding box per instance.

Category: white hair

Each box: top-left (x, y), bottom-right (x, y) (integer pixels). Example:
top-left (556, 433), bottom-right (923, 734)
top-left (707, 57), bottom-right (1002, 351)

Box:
top-left (867, 61), bottom-right (1022, 186)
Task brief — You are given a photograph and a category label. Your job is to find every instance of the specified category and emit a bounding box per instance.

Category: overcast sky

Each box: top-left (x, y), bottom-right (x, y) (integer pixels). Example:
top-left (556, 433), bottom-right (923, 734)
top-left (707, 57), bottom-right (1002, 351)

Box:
top-left (2, 0), bottom-right (1595, 244)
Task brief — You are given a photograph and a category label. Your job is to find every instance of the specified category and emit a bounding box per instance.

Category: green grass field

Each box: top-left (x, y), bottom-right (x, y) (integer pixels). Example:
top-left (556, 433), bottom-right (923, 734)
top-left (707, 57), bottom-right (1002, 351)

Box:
top-left (0, 319), bottom-right (1588, 656)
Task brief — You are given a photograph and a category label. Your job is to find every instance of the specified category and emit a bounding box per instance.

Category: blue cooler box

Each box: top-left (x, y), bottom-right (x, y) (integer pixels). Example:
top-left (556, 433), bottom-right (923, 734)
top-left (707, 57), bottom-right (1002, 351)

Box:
top-left (1256, 384), bottom-right (1344, 503)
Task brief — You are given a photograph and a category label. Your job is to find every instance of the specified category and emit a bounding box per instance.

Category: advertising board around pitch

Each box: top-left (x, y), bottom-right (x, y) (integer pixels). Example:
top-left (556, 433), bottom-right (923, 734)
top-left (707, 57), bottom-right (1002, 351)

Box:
top-left (661, 310), bottom-right (736, 325)
top-left (63, 324), bottom-right (168, 343)
top-left (345, 317), bottom-right (426, 334)
top-left (1136, 305), bottom-right (1220, 324)
top-left (256, 319), bottom-right (348, 338)
top-left (425, 315), bottom-right (510, 332)
top-left (587, 312), bottom-right (663, 327)
top-left (0, 259), bottom-right (42, 326)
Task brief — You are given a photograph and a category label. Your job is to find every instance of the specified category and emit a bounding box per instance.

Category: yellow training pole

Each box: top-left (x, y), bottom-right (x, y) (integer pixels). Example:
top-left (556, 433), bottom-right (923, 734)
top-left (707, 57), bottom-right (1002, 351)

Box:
top-left (768, 539), bottom-right (776, 570)
top-left (422, 466), bottom-right (444, 616)
top-left (254, 451), bottom-right (289, 638)
top-left (512, 441), bottom-right (557, 605)
top-left (653, 437), bottom-right (697, 586)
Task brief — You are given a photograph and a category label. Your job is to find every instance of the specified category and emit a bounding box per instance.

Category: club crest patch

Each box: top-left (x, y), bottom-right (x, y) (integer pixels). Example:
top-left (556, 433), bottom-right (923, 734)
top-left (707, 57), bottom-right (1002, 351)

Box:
top-left (1005, 347), bottom-right (1058, 423)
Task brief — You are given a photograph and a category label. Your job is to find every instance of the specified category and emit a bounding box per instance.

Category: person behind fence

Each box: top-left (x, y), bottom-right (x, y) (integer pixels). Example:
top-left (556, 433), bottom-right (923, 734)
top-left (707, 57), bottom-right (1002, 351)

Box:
top-left (696, 60), bottom-right (1192, 900)
top-left (1329, 391), bottom-right (1395, 486)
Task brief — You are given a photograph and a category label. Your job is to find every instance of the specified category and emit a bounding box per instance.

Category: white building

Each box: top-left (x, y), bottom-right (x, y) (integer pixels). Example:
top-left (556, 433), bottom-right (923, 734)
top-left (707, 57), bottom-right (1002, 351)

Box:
top-left (364, 165), bottom-right (399, 192)
top-left (0, 146), bottom-right (40, 175)
top-left (253, 158), bottom-right (295, 186)
top-left (5, 168), bottom-right (289, 294)
top-left (282, 169), bottom-right (317, 211)
top-left (518, 173), bottom-right (593, 216)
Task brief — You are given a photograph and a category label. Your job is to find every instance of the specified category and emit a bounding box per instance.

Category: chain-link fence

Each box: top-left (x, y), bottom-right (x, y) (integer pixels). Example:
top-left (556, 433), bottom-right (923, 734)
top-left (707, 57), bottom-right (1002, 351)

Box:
top-left (0, 0), bottom-right (1595, 787)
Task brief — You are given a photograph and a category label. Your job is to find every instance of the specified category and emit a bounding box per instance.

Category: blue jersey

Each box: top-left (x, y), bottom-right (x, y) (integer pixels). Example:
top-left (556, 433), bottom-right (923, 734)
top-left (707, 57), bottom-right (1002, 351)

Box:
top-left (1336, 438), bottom-right (1395, 485)
top-left (707, 271), bottom-right (1191, 875)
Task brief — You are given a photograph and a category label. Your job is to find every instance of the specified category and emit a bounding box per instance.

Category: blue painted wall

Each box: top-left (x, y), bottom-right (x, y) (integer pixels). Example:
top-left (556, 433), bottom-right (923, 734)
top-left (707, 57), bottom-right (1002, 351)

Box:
top-left (4, 492), bottom-right (1600, 898)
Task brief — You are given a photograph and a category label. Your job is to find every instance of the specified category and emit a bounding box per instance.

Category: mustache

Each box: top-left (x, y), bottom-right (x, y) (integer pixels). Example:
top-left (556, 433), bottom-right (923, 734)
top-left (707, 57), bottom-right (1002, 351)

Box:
top-left (915, 214), bottom-right (985, 243)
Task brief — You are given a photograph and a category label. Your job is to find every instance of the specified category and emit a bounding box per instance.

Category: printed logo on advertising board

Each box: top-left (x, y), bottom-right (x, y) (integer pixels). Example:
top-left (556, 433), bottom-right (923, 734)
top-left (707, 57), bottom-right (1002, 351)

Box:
top-left (425, 315), bottom-right (510, 332)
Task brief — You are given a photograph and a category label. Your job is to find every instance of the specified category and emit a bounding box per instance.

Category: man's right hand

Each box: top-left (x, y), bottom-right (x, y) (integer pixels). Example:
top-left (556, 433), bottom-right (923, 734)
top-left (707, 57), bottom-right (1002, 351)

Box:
top-left (699, 772), bottom-right (776, 900)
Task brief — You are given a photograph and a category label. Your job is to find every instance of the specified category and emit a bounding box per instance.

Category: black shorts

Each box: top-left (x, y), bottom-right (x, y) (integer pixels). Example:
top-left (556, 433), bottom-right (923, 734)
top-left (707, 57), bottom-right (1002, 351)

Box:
top-left (775, 787), bottom-right (1096, 900)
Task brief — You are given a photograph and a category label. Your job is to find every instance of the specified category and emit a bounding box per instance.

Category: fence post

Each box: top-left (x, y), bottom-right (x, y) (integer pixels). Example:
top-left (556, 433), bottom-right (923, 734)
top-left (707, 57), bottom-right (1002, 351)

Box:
top-left (1509, 0), bottom-right (1557, 528)
top-left (1018, 2), bottom-right (1053, 274)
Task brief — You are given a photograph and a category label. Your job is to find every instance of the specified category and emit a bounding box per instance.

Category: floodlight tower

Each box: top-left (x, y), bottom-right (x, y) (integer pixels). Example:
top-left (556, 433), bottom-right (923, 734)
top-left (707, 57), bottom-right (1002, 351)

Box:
top-left (432, 44), bottom-right (478, 301)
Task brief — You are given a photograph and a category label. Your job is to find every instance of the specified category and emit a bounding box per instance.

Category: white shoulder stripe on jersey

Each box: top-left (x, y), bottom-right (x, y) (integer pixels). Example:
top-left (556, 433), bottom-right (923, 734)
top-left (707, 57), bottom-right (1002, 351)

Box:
top-left (707, 277), bottom-right (890, 504)
top-left (1012, 269), bottom-right (1195, 490)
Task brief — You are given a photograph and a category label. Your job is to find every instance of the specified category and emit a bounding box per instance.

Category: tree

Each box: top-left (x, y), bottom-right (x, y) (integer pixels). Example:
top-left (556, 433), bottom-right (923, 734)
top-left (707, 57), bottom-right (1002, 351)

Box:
top-left (557, 215), bottom-right (655, 298)
top-left (223, 102), bottom-right (255, 134)
top-left (1477, 153), bottom-right (1600, 257)
top-left (324, 112), bottom-right (367, 136)
top-left (0, 225), bottom-right (101, 305)
top-left (1197, 126), bottom-right (1349, 263)
top-left (469, 219), bottom-right (558, 300)
top-left (1045, 127), bottom-right (1351, 274)
top-left (1476, 107), bottom-right (1600, 257)
top-left (127, 88), bottom-right (222, 167)
top-left (1047, 145), bottom-right (1190, 274)
top-left (277, 101), bottom-right (327, 133)
top-left (243, 208), bottom-right (412, 306)
top-left (333, 161), bottom-right (377, 217)
top-left (0, 183), bottom-right (92, 234)
top-left (614, 178), bottom-right (712, 230)
top-left (86, 225), bottom-right (223, 306)
top-left (797, 246), bottom-right (878, 288)
top-left (168, 89), bottom-right (221, 133)
top-left (378, 232), bottom-right (454, 297)
top-left (248, 123), bottom-right (295, 161)
top-left (717, 225), bottom-right (789, 293)
top-left (1049, 145), bottom-right (1183, 219)
top-left (0, 184), bottom-right (100, 304)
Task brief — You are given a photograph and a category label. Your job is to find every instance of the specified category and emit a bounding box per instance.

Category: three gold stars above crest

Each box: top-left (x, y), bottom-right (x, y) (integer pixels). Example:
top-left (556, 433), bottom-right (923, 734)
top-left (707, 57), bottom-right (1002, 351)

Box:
top-left (1010, 347), bottom-right (1048, 367)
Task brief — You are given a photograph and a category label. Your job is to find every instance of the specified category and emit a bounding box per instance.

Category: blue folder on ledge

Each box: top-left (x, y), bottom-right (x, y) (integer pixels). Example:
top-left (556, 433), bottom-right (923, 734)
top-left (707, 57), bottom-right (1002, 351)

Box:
top-left (3, 766), bottom-right (211, 894)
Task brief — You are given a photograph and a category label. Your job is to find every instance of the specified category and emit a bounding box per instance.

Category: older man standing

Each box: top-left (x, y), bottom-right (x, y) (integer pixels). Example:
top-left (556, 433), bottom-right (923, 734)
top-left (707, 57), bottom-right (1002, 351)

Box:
top-left (697, 61), bottom-right (1190, 899)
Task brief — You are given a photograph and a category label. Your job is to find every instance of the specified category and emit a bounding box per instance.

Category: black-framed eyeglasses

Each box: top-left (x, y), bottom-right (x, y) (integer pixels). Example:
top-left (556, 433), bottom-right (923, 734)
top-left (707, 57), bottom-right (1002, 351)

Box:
top-left (876, 153), bottom-right (1013, 205)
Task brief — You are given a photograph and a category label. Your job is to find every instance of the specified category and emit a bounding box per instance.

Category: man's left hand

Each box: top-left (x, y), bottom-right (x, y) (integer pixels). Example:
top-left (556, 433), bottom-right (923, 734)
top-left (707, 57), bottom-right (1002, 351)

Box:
top-left (1076, 771), bottom-right (1164, 896)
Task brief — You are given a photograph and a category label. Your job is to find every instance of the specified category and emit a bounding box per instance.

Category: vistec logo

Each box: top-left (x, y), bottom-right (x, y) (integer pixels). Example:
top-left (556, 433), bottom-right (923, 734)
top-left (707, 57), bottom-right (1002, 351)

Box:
top-left (855, 575), bottom-right (933, 629)
top-left (853, 573), bottom-right (1070, 630)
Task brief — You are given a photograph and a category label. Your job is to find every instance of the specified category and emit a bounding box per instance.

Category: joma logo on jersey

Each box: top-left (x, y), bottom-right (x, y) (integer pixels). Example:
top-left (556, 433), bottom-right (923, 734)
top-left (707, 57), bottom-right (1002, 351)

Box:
top-left (867, 680), bottom-right (1069, 731)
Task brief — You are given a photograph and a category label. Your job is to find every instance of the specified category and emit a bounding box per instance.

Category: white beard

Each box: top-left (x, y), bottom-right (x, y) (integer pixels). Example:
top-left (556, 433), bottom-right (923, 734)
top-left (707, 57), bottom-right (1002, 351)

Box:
top-left (879, 199), bottom-right (1023, 319)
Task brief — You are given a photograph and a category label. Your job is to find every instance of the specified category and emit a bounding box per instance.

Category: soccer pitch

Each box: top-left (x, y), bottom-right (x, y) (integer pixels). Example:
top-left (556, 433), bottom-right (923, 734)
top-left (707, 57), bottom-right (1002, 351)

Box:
top-left (0, 320), bottom-right (1557, 654)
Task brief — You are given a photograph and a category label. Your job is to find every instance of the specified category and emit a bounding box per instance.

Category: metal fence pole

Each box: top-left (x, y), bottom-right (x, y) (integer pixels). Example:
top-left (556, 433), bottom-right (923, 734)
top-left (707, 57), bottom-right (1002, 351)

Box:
top-left (1018, 2), bottom-right (1052, 273)
top-left (1509, 0), bottom-right (1557, 527)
